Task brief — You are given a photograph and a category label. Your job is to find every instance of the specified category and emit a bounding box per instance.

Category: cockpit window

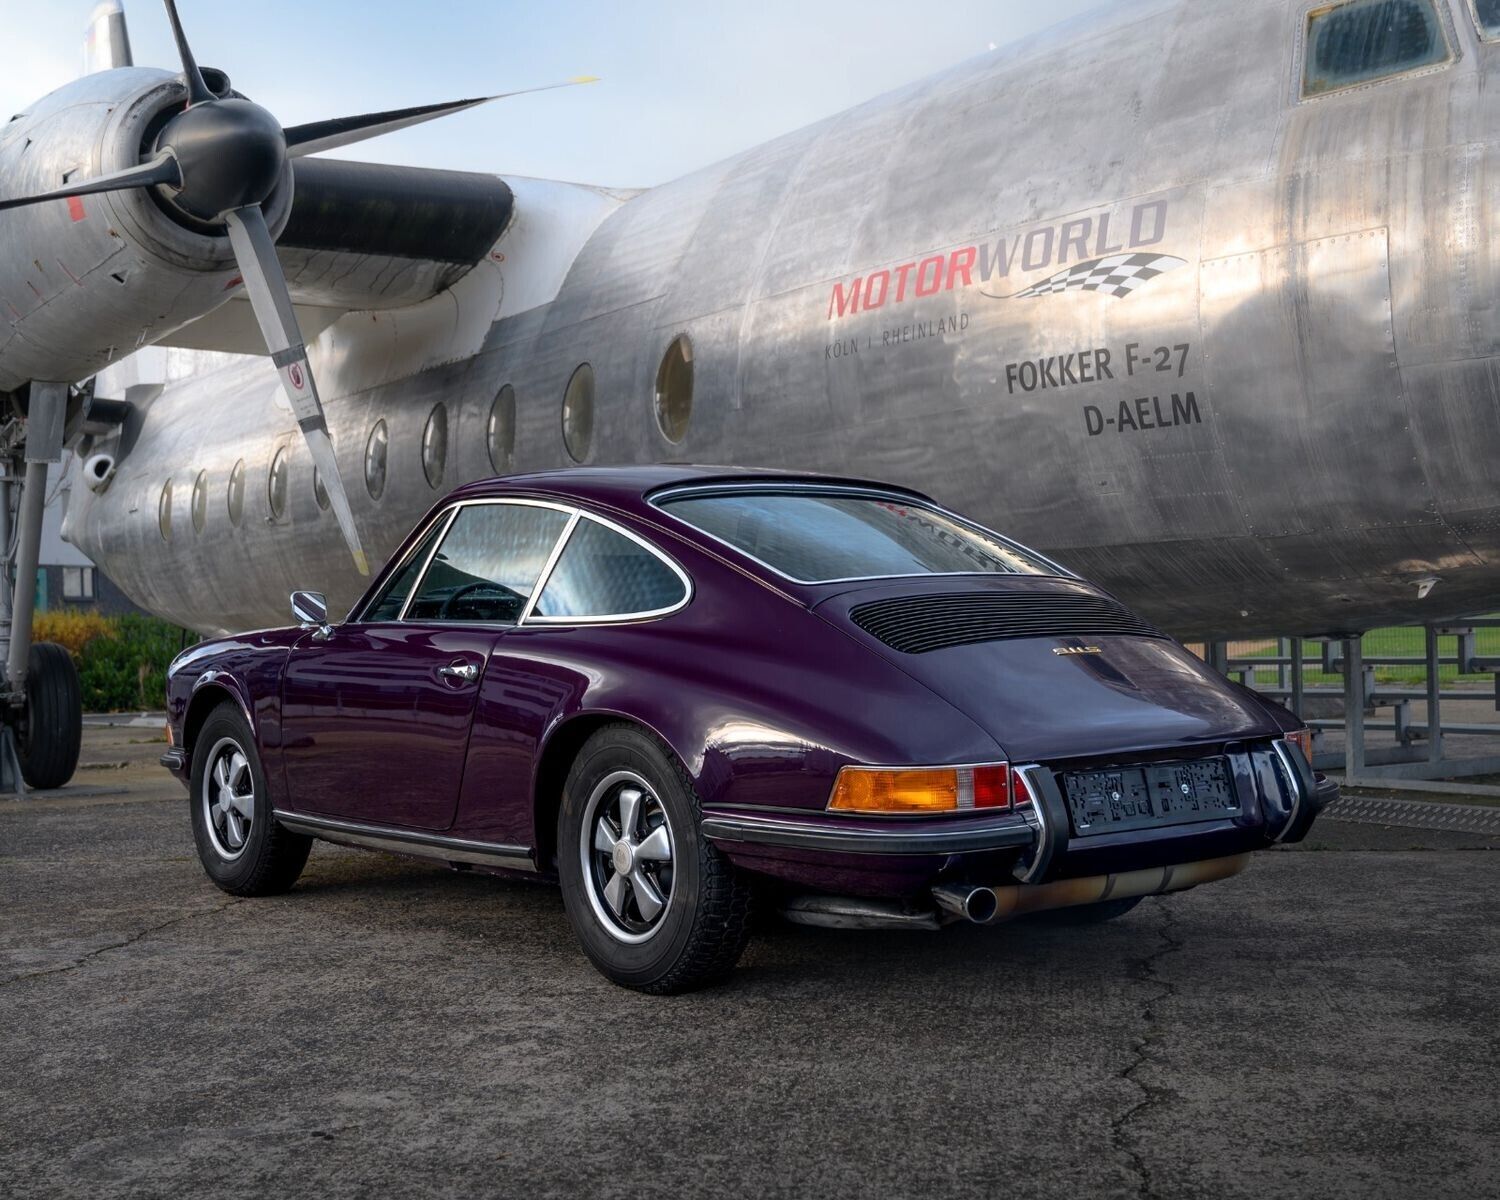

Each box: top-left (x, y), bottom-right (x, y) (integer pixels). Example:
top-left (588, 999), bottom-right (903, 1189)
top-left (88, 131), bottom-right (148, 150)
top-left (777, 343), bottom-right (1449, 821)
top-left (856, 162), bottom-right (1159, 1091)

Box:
top-left (1302, 0), bottom-right (1450, 96)
top-left (1474, 0), bottom-right (1500, 39)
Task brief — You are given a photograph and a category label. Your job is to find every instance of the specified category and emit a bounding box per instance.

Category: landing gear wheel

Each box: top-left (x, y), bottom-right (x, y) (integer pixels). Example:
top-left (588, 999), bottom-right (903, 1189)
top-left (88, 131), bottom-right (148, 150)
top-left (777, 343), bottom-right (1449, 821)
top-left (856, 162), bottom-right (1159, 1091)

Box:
top-left (17, 641), bottom-right (82, 790)
top-left (189, 702), bottom-right (311, 896)
top-left (558, 725), bottom-right (753, 994)
top-left (1029, 896), bottom-right (1144, 926)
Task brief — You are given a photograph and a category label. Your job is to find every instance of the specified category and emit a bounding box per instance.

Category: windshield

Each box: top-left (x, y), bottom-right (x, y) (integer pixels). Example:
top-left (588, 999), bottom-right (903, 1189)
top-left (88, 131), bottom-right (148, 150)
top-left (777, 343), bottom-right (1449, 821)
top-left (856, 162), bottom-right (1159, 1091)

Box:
top-left (658, 490), bottom-right (1056, 583)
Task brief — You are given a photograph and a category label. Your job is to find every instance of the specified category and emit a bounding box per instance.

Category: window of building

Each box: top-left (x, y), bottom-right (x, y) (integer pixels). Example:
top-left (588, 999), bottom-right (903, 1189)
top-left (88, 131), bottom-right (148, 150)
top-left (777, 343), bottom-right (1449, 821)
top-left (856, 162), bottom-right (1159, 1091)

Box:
top-left (488, 385), bottom-right (516, 473)
top-left (227, 459), bottom-right (246, 526)
top-left (562, 364), bottom-right (594, 463)
top-left (532, 518), bottom-right (687, 619)
top-left (654, 335), bottom-right (693, 444)
top-left (1473, 0), bottom-right (1500, 38)
top-left (422, 405), bottom-right (448, 489)
top-left (158, 479), bottom-right (172, 541)
top-left (268, 447), bottom-right (288, 520)
top-left (191, 469), bottom-right (208, 534)
top-left (62, 565), bottom-right (95, 601)
top-left (365, 419), bottom-right (388, 501)
top-left (1303, 0), bottom-right (1450, 96)
top-left (405, 502), bottom-right (570, 624)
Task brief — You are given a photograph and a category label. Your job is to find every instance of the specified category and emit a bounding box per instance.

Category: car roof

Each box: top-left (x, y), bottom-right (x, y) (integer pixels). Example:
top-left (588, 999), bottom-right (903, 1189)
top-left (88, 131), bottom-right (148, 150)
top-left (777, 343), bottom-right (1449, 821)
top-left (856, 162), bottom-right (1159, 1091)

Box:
top-left (443, 465), bottom-right (936, 513)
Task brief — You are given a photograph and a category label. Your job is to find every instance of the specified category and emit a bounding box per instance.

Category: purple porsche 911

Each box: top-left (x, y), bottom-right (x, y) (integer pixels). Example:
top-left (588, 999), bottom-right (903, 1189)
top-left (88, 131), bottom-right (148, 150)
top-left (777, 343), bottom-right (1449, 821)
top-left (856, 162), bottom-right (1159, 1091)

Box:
top-left (162, 466), bottom-right (1334, 992)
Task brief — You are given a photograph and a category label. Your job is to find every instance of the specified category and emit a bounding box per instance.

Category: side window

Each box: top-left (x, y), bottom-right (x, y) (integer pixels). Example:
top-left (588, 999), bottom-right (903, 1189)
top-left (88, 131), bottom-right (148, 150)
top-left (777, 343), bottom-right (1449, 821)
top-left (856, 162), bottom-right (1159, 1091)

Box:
top-left (406, 504), bottom-right (570, 624)
top-left (532, 518), bottom-right (687, 620)
top-left (363, 519), bottom-right (446, 622)
top-left (1303, 0), bottom-right (1450, 97)
top-left (1475, 0), bottom-right (1500, 39)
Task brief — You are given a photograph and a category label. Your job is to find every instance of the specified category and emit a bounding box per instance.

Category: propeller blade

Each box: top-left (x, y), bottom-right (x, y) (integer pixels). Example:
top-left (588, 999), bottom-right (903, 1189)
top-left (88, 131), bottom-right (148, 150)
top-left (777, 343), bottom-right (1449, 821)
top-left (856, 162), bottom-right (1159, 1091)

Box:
top-left (282, 77), bottom-right (600, 158)
top-left (161, 0), bottom-right (215, 106)
top-left (222, 205), bottom-right (370, 576)
top-left (0, 153), bottom-right (181, 213)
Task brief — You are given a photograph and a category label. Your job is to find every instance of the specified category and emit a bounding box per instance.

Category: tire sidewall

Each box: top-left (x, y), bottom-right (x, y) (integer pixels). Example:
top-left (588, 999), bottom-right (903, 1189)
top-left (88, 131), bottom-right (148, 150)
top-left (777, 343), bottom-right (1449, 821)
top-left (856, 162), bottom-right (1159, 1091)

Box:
top-left (189, 705), bottom-right (273, 890)
top-left (558, 730), bottom-right (705, 987)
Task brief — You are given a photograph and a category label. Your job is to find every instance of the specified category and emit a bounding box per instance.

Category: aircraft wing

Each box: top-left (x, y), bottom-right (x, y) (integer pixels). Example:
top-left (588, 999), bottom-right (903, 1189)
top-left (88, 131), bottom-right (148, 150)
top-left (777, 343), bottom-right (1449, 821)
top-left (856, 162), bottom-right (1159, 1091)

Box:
top-left (156, 158), bottom-right (514, 353)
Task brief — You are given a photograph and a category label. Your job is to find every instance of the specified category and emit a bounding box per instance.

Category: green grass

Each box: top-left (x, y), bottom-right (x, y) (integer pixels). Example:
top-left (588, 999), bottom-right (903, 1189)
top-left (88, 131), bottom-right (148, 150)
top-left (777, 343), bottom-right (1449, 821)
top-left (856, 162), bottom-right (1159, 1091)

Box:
top-left (1229, 621), bottom-right (1500, 688)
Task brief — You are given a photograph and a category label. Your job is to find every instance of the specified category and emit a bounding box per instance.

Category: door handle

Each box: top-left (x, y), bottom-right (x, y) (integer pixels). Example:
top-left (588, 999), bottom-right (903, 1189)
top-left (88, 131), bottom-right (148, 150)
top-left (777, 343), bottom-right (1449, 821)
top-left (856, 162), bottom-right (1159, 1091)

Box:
top-left (439, 662), bottom-right (479, 682)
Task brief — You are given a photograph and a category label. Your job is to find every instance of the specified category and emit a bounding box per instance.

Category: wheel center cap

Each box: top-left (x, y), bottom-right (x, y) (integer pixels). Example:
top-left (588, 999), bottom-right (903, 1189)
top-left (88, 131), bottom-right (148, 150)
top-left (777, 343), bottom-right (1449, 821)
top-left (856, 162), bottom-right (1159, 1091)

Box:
top-left (612, 841), bottom-right (634, 875)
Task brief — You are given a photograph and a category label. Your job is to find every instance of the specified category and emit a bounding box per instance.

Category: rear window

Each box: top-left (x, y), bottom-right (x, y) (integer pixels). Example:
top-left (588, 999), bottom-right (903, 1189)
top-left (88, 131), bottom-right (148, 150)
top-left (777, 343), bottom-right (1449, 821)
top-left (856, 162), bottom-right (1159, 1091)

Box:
top-left (1303, 0), bottom-right (1449, 96)
top-left (532, 518), bottom-right (687, 619)
top-left (658, 490), bottom-right (1055, 583)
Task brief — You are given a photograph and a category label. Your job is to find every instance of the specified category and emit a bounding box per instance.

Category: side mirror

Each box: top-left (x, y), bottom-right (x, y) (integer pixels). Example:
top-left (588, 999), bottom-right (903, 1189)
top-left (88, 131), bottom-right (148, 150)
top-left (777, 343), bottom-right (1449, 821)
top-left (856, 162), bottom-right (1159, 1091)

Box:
top-left (291, 590), bottom-right (332, 640)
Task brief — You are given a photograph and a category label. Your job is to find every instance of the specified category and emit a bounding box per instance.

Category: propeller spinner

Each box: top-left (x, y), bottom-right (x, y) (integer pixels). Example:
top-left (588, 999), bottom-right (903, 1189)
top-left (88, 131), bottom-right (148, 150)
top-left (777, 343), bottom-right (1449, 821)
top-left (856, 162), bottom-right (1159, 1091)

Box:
top-left (1, 0), bottom-right (597, 576)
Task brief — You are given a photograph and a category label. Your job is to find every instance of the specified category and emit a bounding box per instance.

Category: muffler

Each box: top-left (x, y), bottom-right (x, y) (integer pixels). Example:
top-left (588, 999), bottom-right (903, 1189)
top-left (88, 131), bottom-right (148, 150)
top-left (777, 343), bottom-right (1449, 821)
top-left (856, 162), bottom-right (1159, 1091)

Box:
top-left (932, 852), bottom-right (1251, 925)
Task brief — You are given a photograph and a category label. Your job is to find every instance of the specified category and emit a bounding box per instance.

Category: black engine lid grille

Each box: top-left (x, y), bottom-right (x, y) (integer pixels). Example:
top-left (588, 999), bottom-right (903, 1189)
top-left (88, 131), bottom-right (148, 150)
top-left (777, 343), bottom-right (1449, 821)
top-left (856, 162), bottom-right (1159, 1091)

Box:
top-left (848, 590), bottom-right (1165, 654)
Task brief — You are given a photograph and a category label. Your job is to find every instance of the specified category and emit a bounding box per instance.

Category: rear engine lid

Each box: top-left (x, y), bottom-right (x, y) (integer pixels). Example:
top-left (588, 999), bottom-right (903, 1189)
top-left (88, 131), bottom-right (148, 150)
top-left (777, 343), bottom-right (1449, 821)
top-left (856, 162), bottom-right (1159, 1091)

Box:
top-left (814, 577), bottom-right (1278, 762)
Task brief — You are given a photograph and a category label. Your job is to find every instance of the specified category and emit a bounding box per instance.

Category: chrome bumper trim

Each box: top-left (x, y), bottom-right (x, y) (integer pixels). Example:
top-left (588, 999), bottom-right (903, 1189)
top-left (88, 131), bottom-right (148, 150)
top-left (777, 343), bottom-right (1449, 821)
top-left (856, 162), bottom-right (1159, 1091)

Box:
top-left (700, 809), bottom-right (1037, 856)
top-left (273, 810), bottom-right (536, 871)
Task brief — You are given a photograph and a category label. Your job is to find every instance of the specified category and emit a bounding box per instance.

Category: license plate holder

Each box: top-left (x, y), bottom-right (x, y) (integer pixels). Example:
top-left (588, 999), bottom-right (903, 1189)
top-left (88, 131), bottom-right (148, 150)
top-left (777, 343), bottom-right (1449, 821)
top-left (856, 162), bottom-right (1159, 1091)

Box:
top-left (1062, 757), bottom-right (1240, 836)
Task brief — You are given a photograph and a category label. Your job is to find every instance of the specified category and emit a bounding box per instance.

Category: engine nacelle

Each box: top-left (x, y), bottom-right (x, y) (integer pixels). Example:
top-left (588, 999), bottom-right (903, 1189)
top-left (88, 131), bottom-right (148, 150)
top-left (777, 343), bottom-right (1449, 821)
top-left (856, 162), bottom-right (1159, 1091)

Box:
top-left (0, 68), bottom-right (292, 392)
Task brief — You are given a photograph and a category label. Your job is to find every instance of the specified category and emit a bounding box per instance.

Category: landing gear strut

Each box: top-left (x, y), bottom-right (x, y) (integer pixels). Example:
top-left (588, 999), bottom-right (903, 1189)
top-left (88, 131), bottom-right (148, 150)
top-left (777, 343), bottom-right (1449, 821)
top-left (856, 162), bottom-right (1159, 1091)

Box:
top-left (1, 381), bottom-right (84, 794)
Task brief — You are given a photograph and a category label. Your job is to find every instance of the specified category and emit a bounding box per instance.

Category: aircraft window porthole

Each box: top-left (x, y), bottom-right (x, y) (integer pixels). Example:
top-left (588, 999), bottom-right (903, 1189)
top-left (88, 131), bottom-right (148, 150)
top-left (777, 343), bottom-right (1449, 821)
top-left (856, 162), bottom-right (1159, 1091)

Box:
top-left (365, 419), bottom-right (388, 501)
top-left (488, 385), bottom-right (516, 474)
top-left (1474, 0), bottom-right (1500, 39)
top-left (158, 480), bottom-right (172, 542)
top-left (422, 404), bottom-right (448, 489)
top-left (563, 363), bottom-right (595, 463)
top-left (1303, 0), bottom-right (1450, 97)
top-left (227, 459), bottom-right (246, 527)
top-left (268, 447), bottom-right (288, 520)
top-left (191, 469), bottom-right (208, 535)
top-left (313, 467), bottom-right (330, 511)
top-left (654, 335), bottom-right (694, 444)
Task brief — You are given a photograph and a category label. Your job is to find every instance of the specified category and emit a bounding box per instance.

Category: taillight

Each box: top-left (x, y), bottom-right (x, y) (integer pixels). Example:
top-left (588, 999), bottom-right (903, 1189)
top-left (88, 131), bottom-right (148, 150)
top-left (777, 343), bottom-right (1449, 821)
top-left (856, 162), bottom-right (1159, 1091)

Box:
top-left (1282, 729), bottom-right (1313, 761)
top-left (828, 763), bottom-right (1014, 814)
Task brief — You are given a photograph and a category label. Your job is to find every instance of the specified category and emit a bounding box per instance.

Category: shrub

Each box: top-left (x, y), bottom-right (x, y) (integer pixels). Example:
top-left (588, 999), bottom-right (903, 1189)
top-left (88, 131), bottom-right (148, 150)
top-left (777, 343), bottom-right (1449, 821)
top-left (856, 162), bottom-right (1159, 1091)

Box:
top-left (32, 612), bottom-right (197, 712)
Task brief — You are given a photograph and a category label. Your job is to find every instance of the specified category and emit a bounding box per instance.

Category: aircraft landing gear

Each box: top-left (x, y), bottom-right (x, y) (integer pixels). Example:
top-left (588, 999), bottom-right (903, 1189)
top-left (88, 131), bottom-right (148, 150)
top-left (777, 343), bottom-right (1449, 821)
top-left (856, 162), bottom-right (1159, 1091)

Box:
top-left (2, 381), bottom-right (85, 795)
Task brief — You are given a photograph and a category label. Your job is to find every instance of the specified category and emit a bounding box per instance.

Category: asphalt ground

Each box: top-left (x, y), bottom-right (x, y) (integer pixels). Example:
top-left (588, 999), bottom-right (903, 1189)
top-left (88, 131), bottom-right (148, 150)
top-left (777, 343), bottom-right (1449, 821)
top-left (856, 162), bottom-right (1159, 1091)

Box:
top-left (3, 726), bottom-right (1498, 1199)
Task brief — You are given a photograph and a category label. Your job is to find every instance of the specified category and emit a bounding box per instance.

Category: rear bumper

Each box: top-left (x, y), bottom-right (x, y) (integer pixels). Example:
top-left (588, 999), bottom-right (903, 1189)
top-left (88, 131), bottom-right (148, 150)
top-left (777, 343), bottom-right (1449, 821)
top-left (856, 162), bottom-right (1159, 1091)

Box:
top-left (704, 745), bottom-right (1336, 896)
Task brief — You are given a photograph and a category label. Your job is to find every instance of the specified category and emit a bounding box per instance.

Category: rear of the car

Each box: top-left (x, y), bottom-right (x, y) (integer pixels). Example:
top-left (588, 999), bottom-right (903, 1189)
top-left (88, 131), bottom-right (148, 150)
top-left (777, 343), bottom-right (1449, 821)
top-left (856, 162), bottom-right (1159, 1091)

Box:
top-left (652, 479), bottom-right (1333, 924)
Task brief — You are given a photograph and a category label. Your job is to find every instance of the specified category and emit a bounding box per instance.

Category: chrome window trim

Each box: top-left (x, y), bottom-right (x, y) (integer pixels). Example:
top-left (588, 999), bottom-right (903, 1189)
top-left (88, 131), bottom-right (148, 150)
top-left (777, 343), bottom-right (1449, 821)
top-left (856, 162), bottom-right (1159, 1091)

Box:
top-left (648, 481), bottom-right (1075, 586)
top-left (390, 506), bottom-right (460, 623)
top-left (521, 509), bottom-right (695, 626)
top-left (516, 510), bottom-right (582, 624)
top-left (1295, 0), bottom-right (1459, 103)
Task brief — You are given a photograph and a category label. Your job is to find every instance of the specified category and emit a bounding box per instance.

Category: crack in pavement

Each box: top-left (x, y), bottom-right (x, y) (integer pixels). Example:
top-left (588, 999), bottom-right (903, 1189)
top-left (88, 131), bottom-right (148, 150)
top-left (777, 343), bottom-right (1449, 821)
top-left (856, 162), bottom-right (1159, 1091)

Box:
top-left (0, 897), bottom-right (242, 989)
top-left (1109, 899), bottom-right (1185, 1200)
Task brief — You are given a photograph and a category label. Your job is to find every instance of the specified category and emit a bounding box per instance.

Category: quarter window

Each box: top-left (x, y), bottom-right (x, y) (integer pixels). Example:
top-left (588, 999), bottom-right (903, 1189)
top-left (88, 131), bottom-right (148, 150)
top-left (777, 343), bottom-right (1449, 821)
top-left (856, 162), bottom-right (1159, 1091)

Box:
top-left (267, 447), bottom-right (288, 520)
top-left (654, 336), bottom-right (693, 444)
top-left (1303, 0), bottom-right (1450, 96)
top-left (1475, 0), bottom-right (1500, 37)
top-left (422, 405), bottom-right (448, 489)
top-left (406, 503), bottom-right (570, 624)
top-left (363, 519), bottom-right (446, 622)
top-left (533, 519), bottom-right (687, 619)
top-left (365, 420), bottom-right (388, 500)
top-left (227, 459), bottom-right (246, 526)
top-left (562, 364), bottom-right (594, 463)
top-left (488, 385), bottom-right (516, 473)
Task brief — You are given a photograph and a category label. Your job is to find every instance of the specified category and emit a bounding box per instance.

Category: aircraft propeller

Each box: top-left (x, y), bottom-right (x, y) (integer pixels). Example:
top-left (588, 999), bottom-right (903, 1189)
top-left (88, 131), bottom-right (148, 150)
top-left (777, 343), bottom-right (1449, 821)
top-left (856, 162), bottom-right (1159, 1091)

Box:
top-left (0, 0), bottom-right (597, 576)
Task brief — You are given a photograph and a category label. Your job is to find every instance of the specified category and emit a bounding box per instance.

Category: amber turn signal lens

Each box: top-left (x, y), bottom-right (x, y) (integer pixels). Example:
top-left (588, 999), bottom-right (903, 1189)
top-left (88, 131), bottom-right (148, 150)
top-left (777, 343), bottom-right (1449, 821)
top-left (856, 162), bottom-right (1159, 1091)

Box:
top-left (828, 764), bottom-right (1011, 813)
top-left (1283, 729), bottom-right (1313, 761)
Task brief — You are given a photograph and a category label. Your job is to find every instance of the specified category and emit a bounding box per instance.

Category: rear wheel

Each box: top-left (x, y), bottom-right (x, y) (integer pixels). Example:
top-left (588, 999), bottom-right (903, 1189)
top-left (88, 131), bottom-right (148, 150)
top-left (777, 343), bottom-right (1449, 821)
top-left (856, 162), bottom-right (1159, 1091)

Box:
top-left (557, 725), bottom-right (753, 994)
top-left (1028, 896), bottom-right (1144, 926)
top-left (17, 641), bottom-right (82, 790)
top-left (189, 702), bottom-right (311, 896)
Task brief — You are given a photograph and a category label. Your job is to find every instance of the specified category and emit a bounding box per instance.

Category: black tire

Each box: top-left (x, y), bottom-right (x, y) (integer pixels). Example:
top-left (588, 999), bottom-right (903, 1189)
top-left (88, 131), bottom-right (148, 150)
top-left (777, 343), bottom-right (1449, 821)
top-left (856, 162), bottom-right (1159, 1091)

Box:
top-left (557, 724), bottom-right (753, 994)
top-left (1028, 895), bottom-right (1144, 926)
top-left (189, 702), bottom-right (310, 896)
top-left (18, 641), bottom-right (82, 790)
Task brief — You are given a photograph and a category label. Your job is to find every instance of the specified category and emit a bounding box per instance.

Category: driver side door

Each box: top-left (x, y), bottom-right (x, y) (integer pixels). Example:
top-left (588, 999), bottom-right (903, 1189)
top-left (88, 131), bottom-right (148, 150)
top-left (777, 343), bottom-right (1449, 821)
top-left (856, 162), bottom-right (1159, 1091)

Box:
top-left (280, 500), bottom-right (573, 830)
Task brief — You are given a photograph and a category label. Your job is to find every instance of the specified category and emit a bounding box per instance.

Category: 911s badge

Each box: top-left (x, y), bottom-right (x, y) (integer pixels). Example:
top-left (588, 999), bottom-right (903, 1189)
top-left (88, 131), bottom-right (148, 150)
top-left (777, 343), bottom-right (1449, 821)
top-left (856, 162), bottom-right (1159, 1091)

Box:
top-left (1053, 645), bottom-right (1103, 656)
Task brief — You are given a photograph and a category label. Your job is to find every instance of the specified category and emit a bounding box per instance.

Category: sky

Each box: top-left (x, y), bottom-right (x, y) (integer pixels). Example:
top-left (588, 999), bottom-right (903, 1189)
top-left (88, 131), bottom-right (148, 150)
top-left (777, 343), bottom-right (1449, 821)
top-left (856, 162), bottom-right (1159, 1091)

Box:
top-left (0, 0), bottom-right (1100, 188)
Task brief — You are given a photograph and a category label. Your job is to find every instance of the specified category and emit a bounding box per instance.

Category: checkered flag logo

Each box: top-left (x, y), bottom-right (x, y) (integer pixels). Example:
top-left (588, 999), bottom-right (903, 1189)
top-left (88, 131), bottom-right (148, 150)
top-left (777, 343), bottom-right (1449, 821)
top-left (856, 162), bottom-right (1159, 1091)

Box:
top-left (989, 253), bottom-right (1187, 300)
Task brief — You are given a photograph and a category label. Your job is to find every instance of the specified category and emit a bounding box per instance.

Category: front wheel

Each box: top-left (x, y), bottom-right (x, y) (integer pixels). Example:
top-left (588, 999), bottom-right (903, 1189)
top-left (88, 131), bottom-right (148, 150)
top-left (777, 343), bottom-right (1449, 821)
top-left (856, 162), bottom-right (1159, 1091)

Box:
top-left (557, 725), bottom-right (753, 994)
top-left (17, 641), bottom-right (82, 789)
top-left (189, 702), bottom-right (311, 896)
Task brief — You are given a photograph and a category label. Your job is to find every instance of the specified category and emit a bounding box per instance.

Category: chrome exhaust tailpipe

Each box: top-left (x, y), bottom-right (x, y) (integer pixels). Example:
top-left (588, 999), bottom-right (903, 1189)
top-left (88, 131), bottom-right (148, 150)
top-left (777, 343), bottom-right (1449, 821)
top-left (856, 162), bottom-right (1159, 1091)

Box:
top-left (932, 883), bottom-right (1000, 925)
top-left (932, 852), bottom-right (1252, 925)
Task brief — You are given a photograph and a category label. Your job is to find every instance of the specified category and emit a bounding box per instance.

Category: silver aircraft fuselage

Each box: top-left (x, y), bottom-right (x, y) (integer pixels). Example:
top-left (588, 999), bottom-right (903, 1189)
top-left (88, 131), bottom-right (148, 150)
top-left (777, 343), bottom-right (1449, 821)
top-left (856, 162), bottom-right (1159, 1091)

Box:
top-left (61, 0), bottom-right (1500, 638)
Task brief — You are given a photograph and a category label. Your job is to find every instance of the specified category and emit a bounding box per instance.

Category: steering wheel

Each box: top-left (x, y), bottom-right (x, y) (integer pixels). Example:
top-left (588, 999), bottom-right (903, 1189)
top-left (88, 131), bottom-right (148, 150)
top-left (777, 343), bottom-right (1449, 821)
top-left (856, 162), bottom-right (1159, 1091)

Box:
top-left (439, 580), bottom-right (524, 622)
